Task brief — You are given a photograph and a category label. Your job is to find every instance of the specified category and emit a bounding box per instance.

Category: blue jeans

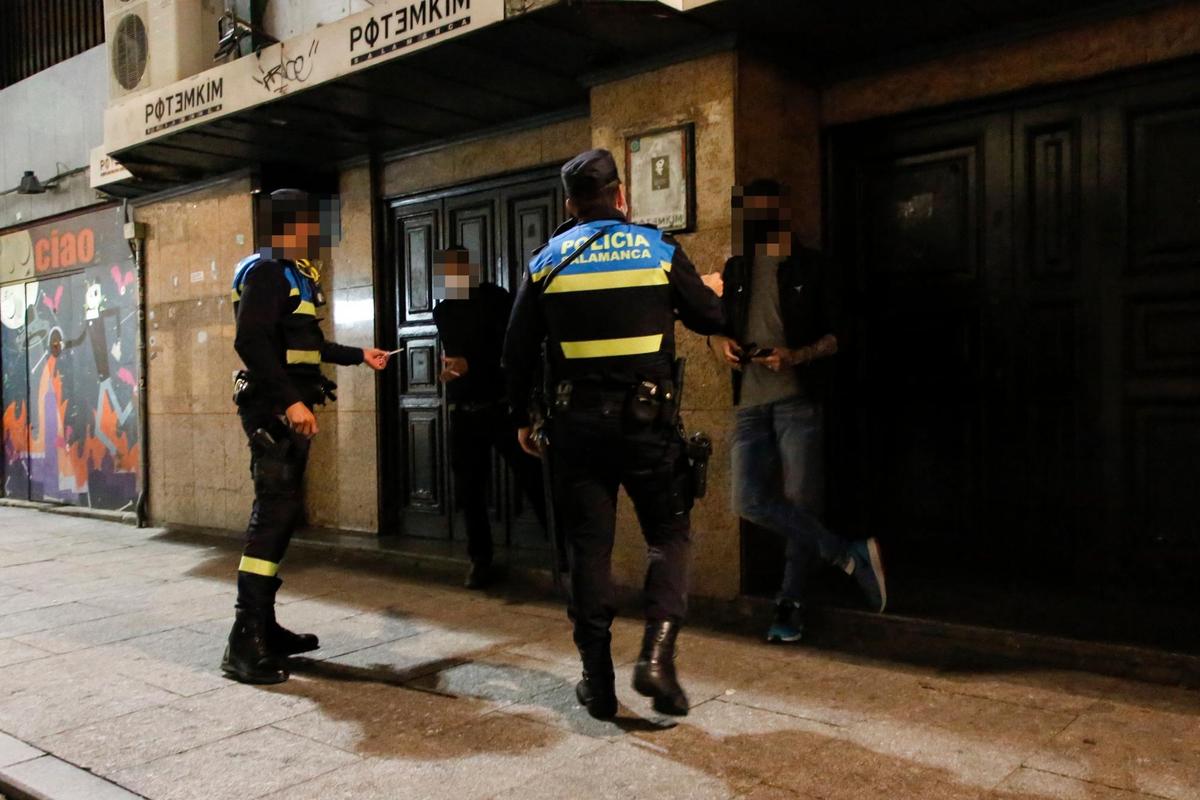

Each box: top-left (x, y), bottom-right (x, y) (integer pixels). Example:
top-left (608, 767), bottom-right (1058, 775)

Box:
top-left (732, 396), bottom-right (849, 602)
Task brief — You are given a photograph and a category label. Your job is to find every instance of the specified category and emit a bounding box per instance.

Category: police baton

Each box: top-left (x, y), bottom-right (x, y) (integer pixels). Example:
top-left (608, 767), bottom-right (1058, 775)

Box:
top-left (532, 422), bottom-right (565, 596)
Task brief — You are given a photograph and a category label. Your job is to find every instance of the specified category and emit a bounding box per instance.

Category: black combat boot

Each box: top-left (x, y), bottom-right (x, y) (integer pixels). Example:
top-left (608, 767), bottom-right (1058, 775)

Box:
top-left (265, 577), bottom-right (319, 656)
top-left (632, 619), bottom-right (689, 716)
top-left (221, 609), bottom-right (288, 684)
top-left (575, 646), bottom-right (618, 720)
top-left (222, 571), bottom-right (287, 684)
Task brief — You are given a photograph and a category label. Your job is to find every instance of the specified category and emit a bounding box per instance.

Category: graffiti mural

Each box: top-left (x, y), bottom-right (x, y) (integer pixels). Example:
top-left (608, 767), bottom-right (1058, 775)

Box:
top-left (0, 206), bottom-right (140, 511)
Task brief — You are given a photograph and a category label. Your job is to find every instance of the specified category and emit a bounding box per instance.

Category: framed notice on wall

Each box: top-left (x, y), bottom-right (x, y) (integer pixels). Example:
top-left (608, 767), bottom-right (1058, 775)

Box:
top-left (625, 124), bottom-right (695, 233)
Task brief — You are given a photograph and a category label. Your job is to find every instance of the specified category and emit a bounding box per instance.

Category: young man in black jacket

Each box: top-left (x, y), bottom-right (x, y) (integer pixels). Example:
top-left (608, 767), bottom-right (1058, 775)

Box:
top-left (432, 247), bottom-right (550, 589)
top-left (709, 179), bottom-right (886, 643)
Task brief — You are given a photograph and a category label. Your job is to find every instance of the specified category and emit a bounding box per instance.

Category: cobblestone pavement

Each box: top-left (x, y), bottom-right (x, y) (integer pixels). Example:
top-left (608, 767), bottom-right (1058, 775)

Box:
top-left (0, 506), bottom-right (1197, 800)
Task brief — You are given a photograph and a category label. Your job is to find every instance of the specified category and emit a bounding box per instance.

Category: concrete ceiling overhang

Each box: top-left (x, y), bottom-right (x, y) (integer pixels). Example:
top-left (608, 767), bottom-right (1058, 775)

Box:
top-left (100, 0), bottom-right (1170, 197)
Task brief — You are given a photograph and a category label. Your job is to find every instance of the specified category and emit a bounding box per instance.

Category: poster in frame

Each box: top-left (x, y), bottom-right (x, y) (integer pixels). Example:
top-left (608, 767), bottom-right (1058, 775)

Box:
top-left (625, 123), bottom-right (695, 234)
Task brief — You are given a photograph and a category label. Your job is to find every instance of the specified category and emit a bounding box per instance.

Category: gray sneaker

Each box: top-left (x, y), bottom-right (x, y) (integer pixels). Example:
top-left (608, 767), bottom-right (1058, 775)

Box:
top-left (845, 538), bottom-right (887, 613)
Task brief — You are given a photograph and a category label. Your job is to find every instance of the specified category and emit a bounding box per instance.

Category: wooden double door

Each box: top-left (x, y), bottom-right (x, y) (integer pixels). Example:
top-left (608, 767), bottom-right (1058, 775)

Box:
top-left (384, 170), bottom-right (564, 549)
top-left (822, 66), bottom-right (1200, 643)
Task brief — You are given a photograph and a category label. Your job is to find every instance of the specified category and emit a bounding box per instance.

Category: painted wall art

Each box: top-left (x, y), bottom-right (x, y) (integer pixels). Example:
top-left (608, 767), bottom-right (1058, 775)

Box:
top-left (0, 206), bottom-right (140, 511)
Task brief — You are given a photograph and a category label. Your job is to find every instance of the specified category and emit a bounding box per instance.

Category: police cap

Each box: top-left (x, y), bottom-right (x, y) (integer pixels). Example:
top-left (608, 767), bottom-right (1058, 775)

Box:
top-left (561, 148), bottom-right (619, 199)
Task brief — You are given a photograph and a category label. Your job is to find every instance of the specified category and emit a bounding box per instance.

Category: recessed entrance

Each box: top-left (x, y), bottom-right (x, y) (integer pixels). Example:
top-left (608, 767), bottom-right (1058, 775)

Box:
top-left (746, 64), bottom-right (1200, 651)
top-left (381, 169), bottom-right (565, 557)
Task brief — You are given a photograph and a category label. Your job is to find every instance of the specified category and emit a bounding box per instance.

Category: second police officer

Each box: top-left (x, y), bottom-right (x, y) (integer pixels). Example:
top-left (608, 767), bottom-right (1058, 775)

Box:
top-left (505, 149), bottom-right (725, 719)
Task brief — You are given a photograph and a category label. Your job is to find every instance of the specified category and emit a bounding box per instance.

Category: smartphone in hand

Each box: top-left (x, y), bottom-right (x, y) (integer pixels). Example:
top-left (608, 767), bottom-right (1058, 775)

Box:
top-left (737, 343), bottom-right (775, 365)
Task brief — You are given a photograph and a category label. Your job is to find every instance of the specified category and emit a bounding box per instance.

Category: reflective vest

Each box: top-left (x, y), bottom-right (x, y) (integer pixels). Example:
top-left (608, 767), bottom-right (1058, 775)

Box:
top-left (231, 253), bottom-right (324, 376)
top-left (529, 219), bottom-right (677, 382)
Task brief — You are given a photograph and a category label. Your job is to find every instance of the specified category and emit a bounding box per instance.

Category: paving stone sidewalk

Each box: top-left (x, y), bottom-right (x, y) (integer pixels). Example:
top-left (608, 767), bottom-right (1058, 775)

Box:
top-left (0, 506), bottom-right (1197, 800)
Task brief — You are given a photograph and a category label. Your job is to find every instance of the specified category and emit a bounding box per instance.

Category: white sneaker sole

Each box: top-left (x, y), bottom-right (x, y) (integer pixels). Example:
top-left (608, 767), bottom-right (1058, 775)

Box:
top-left (766, 632), bottom-right (804, 644)
top-left (867, 537), bottom-right (887, 613)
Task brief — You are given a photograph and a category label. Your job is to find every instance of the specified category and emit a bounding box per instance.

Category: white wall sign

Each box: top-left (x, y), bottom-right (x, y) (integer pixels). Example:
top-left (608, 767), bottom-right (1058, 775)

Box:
top-left (89, 146), bottom-right (134, 188)
top-left (103, 0), bottom-right (504, 154)
top-left (626, 124), bottom-right (695, 233)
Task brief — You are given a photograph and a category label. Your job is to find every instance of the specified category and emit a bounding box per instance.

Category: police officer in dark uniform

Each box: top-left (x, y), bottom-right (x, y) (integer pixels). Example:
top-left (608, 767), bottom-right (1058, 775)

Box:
top-left (504, 149), bottom-right (724, 719)
top-left (223, 189), bottom-right (390, 684)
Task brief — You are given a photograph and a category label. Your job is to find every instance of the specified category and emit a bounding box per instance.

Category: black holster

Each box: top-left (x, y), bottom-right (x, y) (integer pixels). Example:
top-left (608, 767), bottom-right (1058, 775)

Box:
top-left (249, 428), bottom-right (304, 496)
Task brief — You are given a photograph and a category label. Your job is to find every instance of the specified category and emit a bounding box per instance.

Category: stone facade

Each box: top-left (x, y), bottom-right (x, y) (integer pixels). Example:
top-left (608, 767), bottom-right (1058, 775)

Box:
top-left (140, 179), bottom-right (255, 533)
top-left (134, 0), bottom-right (1200, 603)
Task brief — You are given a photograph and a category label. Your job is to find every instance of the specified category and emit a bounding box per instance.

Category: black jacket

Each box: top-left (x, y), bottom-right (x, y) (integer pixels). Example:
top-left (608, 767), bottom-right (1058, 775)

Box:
top-left (721, 243), bottom-right (840, 405)
top-left (432, 282), bottom-right (512, 404)
top-left (504, 210), bottom-right (725, 426)
top-left (233, 258), bottom-right (363, 410)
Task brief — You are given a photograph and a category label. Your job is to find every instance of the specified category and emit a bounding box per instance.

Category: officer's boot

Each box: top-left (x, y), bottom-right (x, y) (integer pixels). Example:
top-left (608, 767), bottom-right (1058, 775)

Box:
top-left (575, 645), bottom-right (618, 720)
top-left (221, 573), bottom-right (287, 684)
top-left (632, 619), bottom-right (689, 716)
top-left (265, 577), bottom-right (319, 656)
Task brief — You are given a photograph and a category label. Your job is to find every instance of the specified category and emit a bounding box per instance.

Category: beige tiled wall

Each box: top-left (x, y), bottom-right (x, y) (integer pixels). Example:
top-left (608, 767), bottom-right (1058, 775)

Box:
top-left (141, 178), bottom-right (255, 533)
top-left (735, 55), bottom-right (822, 248)
top-left (590, 50), bottom-right (741, 601)
top-left (821, 0), bottom-right (1200, 125)
top-left (382, 117), bottom-right (589, 197)
top-left (308, 165), bottom-right (380, 533)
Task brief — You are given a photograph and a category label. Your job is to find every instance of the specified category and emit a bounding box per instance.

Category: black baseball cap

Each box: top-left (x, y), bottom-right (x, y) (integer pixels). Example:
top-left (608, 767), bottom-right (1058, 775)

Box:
top-left (561, 148), bottom-right (619, 199)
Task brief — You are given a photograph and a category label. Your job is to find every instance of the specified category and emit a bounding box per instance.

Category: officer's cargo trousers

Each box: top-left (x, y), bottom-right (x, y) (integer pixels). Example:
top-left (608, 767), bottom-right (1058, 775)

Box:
top-left (551, 397), bottom-right (692, 661)
top-left (236, 409), bottom-right (311, 610)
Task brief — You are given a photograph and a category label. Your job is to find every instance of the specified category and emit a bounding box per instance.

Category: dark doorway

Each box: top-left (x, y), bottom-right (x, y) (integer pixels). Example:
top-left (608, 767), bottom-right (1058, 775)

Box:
top-left (791, 65), bottom-right (1200, 651)
top-left (383, 169), bottom-right (564, 554)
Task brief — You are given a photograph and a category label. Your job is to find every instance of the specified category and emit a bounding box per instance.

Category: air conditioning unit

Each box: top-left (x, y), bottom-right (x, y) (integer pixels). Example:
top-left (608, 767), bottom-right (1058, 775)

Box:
top-left (105, 0), bottom-right (222, 101)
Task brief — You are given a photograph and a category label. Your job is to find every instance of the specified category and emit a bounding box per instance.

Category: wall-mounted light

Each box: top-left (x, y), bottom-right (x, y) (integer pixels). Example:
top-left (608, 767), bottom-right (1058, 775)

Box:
top-left (17, 171), bottom-right (46, 195)
top-left (1, 164), bottom-right (79, 196)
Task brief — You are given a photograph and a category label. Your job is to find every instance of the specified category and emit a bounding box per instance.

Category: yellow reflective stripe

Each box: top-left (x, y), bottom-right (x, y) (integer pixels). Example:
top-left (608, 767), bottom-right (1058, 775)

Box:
top-left (231, 288), bottom-right (241, 301)
top-left (660, 260), bottom-right (672, 272)
top-left (544, 267), bottom-right (669, 294)
top-left (289, 287), bottom-right (300, 297)
top-left (560, 334), bottom-right (663, 359)
top-left (294, 300), bottom-right (316, 316)
top-left (238, 556), bottom-right (279, 577)
top-left (286, 349), bottom-right (321, 364)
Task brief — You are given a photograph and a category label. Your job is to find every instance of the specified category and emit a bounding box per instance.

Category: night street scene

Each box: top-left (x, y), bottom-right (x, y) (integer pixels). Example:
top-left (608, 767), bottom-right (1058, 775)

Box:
top-left (1, 1), bottom-right (1198, 799)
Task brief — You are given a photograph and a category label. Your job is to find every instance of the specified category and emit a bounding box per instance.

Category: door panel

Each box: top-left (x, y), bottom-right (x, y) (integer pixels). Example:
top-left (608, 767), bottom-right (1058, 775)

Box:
top-left (825, 67), bottom-right (1200, 640)
top-left (500, 182), bottom-right (562, 548)
top-left (1011, 104), bottom-right (1100, 575)
top-left (1100, 78), bottom-right (1200, 591)
top-left (393, 201), bottom-right (446, 538)
top-left (835, 113), bottom-right (1012, 570)
top-left (503, 184), bottom-right (561, 292)
top-left (401, 208), bottom-right (437, 322)
top-left (445, 191), bottom-right (504, 543)
top-left (385, 172), bottom-right (562, 549)
top-left (447, 194), bottom-right (500, 283)
top-left (404, 408), bottom-right (442, 510)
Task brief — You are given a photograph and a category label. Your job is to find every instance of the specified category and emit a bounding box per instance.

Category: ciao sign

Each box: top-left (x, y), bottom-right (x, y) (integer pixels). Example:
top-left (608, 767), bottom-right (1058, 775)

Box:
top-left (36, 228), bottom-right (96, 272)
top-left (5, 207), bottom-right (127, 280)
